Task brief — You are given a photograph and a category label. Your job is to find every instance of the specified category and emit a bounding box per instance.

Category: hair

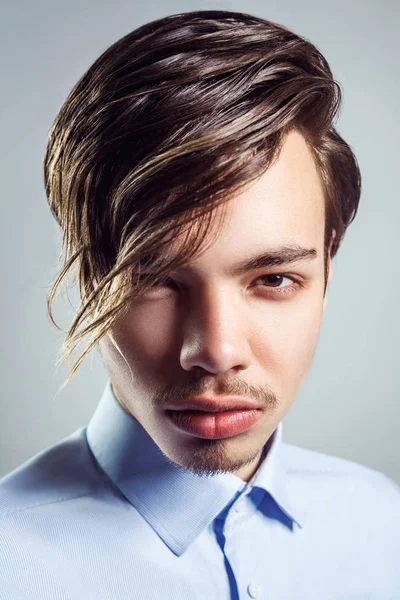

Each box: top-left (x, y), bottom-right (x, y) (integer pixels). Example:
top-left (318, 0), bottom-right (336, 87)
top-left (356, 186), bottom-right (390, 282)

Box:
top-left (43, 9), bottom-right (361, 392)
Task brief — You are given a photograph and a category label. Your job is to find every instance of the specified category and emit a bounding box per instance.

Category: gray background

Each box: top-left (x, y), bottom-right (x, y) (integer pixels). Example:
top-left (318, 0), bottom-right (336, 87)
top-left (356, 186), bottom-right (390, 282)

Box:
top-left (1, 0), bottom-right (399, 483)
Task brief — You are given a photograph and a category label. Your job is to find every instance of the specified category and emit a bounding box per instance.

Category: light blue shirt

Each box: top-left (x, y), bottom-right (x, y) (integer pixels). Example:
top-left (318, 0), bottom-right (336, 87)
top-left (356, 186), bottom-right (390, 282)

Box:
top-left (0, 379), bottom-right (399, 599)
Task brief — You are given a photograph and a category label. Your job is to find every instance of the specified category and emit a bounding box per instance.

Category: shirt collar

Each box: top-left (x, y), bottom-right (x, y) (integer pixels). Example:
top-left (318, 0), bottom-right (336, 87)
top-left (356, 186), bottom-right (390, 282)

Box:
top-left (86, 379), bottom-right (306, 555)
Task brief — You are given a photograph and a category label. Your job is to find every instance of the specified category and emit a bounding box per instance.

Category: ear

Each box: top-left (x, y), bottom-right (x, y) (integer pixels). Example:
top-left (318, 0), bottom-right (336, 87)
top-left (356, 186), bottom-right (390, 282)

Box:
top-left (323, 260), bottom-right (331, 312)
top-left (323, 230), bottom-right (336, 312)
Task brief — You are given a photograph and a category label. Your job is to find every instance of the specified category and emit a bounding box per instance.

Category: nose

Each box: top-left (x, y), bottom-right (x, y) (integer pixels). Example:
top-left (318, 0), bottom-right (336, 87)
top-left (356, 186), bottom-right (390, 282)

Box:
top-left (179, 286), bottom-right (252, 374)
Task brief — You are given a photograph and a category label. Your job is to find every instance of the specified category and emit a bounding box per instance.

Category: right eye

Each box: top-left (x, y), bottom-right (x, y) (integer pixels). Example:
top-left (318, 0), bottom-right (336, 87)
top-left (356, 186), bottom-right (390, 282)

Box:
top-left (149, 277), bottom-right (175, 288)
top-left (138, 275), bottom-right (178, 291)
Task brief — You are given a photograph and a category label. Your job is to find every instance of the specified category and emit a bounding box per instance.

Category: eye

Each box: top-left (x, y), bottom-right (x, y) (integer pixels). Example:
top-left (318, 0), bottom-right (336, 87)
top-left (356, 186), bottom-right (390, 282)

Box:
top-left (139, 277), bottom-right (179, 295)
top-left (253, 273), bottom-right (301, 294)
top-left (147, 277), bottom-right (176, 289)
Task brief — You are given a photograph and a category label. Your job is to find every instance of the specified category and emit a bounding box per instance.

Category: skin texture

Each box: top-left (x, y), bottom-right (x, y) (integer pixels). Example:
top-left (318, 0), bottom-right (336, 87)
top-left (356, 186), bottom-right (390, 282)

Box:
top-left (98, 129), bottom-right (335, 482)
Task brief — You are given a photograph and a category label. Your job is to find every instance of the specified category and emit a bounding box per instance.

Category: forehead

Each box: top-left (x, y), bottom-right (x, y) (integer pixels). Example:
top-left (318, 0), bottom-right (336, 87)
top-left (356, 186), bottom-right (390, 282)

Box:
top-left (227, 129), bottom-right (325, 237)
top-left (165, 129), bottom-right (326, 272)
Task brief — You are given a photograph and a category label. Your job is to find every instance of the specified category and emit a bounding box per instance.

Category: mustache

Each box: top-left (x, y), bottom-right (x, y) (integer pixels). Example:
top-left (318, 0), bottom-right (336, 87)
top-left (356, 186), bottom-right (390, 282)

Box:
top-left (151, 377), bottom-right (280, 411)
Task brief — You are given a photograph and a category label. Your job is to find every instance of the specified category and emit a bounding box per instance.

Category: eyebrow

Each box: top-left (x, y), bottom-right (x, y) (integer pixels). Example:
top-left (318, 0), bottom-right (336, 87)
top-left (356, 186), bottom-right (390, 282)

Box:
top-left (161, 244), bottom-right (318, 277)
top-left (227, 245), bottom-right (318, 277)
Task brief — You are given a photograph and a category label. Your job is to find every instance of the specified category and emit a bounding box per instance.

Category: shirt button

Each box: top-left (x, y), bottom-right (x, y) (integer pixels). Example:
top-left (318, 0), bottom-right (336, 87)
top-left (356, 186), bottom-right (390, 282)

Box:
top-left (247, 582), bottom-right (262, 598)
top-left (235, 499), bottom-right (244, 512)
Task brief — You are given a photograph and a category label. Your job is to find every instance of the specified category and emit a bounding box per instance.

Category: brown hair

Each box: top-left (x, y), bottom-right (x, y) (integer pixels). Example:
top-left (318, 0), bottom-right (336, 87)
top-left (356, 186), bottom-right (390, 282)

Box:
top-left (43, 10), bottom-right (361, 391)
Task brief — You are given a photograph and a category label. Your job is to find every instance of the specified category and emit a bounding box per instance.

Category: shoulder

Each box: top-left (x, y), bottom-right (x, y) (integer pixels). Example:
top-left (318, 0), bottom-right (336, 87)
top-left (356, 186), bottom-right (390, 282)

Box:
top-left (281, 440), bottom-right (399, 492)
top-left (0, 427), bottom-right (106, 520)
top-left (280, 443), bottom-right (400, 594)
top-left (281, 441), bottom-right (400, 526)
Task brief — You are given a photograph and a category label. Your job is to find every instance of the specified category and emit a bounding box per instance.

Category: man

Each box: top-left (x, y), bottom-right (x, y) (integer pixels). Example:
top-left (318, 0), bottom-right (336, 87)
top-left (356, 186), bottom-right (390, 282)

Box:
top-left (1, 9), bottom-right (398, 599)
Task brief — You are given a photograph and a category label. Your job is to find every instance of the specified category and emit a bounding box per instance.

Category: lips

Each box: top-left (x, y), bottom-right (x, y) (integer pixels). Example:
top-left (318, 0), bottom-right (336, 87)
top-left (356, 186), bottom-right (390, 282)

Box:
top-left (166, 407), bottom-right (263, 438)
top-left (165, 396), bottom-right (262, 413)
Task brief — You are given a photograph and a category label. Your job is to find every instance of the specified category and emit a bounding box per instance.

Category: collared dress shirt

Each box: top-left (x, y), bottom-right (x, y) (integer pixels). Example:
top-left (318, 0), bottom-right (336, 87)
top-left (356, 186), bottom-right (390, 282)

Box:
top-left (0, 379), bottom-right (399, 599)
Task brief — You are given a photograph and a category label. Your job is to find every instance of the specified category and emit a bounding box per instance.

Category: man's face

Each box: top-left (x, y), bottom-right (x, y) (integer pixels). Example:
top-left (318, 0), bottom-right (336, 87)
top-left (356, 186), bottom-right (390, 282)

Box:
top-left (99, 129), bottom-right (332, 481)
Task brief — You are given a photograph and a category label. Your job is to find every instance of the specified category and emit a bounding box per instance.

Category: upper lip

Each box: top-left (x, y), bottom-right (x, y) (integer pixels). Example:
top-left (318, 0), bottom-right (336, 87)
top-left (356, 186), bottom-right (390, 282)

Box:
top-left (165, 396), bottom-right (262, 413)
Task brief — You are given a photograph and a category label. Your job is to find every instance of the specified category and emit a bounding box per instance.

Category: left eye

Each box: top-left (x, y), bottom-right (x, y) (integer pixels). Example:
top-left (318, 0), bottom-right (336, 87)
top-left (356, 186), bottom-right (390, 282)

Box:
top-left (253, 274), bottom-right (296, 289)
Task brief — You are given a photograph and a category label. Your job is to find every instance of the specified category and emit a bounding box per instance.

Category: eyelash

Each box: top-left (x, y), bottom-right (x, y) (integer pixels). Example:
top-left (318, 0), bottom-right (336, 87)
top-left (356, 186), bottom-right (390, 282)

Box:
top-left (146, 273), bottom-right (303, 296)
top-left (253, 273), bottom-right (302, 295)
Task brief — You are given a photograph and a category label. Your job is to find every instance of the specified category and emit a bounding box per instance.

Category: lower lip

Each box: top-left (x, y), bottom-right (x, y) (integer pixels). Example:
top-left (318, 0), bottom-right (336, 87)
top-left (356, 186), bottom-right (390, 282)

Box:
top-left (166, 408), bottom-right (263, 439)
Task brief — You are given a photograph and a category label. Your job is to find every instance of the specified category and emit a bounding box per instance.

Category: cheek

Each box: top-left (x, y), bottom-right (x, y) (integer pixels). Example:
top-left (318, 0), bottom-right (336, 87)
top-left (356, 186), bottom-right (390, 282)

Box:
top-left (253, 300), bottom-right (324, 393)
top-left (109, 302), bottom-right (178, 366)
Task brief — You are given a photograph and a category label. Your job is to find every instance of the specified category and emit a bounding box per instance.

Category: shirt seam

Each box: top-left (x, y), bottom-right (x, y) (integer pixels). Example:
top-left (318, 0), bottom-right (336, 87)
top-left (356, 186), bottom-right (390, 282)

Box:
top-left (0, 485), bottom-right (105, 521)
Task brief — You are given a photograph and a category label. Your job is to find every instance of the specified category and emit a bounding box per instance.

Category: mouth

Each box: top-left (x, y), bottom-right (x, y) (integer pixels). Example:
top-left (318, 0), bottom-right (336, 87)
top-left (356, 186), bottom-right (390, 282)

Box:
top-left (166, 407), bottom-right (263, 439)
top-left (165, 396), bottom-right (262, 413)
